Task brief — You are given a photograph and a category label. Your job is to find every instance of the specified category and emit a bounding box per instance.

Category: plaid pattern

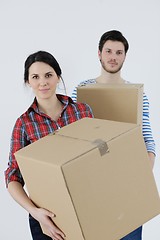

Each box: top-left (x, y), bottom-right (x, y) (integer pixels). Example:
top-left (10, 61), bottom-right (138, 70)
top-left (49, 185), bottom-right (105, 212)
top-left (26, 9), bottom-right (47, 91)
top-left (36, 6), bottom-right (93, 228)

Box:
top-left (5, 94), bottom-right (93, 187)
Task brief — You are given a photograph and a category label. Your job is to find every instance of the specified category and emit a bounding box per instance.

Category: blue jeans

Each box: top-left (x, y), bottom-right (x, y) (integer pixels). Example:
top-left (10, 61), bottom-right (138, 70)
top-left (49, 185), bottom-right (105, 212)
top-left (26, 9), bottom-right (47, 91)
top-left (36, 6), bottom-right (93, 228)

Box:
top-left (29, 214), bottom-right (52, 240)
top-left (29, 214), bottom-right (142, 240)
top-left (120, 226), bottom-right (142, 240)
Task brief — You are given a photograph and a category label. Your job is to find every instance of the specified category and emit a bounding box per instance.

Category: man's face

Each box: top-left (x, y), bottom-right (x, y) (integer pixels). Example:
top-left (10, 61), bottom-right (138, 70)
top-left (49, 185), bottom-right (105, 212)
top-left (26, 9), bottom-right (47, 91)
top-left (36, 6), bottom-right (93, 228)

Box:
top-left (98, 40), bottom-right (126, 73)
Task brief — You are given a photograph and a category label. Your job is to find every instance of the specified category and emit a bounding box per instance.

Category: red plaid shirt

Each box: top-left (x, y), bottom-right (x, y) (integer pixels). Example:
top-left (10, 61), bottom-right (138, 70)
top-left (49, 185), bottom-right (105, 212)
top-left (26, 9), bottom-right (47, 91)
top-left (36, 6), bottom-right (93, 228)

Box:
top-left (5, 94), bottom-right (93, 187)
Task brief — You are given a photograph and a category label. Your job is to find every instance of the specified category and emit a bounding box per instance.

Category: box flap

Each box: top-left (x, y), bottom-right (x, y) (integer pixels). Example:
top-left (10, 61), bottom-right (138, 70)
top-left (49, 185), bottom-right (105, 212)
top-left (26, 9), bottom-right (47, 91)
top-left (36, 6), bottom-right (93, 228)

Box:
top-left (57, 118), bottom-right (139, 142)
top-left (15, 134), bottom-right (96, 166)
top-left (78, 83), bottom-right (143, 89)
top-left (15, 118), bottom-right (138, 166)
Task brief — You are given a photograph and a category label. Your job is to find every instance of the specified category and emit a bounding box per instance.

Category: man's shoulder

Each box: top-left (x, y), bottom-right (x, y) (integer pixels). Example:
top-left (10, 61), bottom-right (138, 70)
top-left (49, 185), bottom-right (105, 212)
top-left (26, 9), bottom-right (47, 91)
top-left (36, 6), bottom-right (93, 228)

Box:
top-left (78, 79), bottom-right (96, 86)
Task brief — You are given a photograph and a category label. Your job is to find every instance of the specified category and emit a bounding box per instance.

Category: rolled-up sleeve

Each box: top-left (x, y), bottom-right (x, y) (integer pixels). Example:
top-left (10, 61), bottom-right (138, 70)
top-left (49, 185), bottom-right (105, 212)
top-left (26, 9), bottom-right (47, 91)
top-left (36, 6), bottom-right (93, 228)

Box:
top-left (5, 118), bottom-right (27, 187)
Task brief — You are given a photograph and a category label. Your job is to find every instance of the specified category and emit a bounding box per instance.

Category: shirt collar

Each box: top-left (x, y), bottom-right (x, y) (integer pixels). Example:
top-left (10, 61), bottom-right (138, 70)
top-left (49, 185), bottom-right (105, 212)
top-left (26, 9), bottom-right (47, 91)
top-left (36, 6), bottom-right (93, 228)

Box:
top-left (28, 94), bottom-right (74, 114)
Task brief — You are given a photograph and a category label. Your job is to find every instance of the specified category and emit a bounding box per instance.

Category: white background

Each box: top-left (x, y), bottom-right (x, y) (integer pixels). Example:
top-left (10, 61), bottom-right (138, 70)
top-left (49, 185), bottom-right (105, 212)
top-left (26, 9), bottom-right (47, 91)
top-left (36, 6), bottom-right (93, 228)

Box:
top-left (0, 0), bottom-right (160, 239)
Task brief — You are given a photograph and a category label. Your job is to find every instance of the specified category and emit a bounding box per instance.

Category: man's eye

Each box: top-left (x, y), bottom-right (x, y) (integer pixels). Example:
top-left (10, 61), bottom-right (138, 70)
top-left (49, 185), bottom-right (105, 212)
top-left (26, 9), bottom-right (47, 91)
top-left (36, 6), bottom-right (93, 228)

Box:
top-left (117, 51), bottom-right (123, 55)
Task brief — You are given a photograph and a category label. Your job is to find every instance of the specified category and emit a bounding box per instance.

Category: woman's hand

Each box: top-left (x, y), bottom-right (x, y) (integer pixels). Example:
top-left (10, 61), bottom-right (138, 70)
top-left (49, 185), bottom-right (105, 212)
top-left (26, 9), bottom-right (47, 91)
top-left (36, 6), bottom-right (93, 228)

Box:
top-left (31, 207), bottom-right (66, 240)
top-left (8, 182), bottom-right (66, 240)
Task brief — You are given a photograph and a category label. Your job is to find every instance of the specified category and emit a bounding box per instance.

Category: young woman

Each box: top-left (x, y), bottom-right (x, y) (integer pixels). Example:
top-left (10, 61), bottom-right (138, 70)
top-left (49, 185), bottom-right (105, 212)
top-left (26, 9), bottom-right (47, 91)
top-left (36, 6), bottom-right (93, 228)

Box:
top-left (5, 51), bottom-right (93, 240)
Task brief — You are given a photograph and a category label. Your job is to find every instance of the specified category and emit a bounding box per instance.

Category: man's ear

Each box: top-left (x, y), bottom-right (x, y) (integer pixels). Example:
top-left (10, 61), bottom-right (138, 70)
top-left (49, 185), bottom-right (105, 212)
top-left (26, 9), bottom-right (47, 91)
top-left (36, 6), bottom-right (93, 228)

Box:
top-left (98, 50), bottom-right (102, 62)
top-left (98, 50), bottom-right (101, 59)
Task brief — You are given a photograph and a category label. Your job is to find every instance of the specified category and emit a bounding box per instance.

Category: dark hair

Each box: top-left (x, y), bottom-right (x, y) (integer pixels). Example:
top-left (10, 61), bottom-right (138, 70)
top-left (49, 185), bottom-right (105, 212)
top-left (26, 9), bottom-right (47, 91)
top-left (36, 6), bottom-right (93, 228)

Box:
top-left (24, 51), bottom-right (62, 83)
top-left (98, 30), bottom-right (129, 54)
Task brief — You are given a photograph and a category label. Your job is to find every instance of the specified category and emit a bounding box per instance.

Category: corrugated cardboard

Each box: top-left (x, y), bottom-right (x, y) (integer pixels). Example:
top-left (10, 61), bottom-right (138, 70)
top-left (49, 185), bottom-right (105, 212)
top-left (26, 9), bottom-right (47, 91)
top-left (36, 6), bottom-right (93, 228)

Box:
top-left (15, 118), bottom-right (160, 240)
top-left (77, 83), bottom-right (143, 124)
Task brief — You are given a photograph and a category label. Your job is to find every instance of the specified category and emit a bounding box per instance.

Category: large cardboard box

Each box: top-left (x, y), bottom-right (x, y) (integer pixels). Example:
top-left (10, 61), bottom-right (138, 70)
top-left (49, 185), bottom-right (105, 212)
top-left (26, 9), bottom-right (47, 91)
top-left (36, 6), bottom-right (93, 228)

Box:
top-left (77, 83), bottom-right (143, 124)
top-left (15, 118), bottom-right (160, 240)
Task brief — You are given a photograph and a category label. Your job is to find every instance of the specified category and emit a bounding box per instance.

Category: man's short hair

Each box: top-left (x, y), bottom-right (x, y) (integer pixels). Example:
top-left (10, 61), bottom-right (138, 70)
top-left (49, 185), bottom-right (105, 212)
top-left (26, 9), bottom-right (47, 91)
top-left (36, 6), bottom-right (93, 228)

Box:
top-left (98, 30), bottom-right (129, 54)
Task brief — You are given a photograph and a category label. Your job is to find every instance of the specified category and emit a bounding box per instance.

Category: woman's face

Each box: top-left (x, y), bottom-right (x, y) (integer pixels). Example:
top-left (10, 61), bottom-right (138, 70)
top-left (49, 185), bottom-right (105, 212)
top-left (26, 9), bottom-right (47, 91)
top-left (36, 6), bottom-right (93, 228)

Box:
top-left (28, 61), bottom-right (60, 100)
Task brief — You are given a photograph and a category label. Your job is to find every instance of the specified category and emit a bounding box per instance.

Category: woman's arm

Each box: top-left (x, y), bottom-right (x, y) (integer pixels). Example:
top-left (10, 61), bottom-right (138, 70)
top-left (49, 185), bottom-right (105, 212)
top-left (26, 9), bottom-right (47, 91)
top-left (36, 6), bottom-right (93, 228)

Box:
top-left (8, 181), bottom-right (65, 240)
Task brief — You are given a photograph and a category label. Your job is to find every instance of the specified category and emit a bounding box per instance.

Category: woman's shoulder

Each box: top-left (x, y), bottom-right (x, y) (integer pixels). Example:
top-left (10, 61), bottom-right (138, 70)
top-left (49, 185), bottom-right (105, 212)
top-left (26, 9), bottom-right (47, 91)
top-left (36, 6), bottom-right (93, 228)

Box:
top-left (13, 102), bottom-right (35, 128)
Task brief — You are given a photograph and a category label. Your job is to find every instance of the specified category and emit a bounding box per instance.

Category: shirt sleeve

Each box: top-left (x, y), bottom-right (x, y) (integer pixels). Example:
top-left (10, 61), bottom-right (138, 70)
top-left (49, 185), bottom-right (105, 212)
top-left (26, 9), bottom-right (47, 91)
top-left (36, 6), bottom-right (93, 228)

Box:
top-left (4, 118), bottom-right (29, 187)
top-left (71, 85), bottom-right (79, 102)
top-left (84, 103), bottom-right (94, 118)
top-left (142, 93), bottom-right (156, 155)
top-left (71, 80), bottom-right (91, 102)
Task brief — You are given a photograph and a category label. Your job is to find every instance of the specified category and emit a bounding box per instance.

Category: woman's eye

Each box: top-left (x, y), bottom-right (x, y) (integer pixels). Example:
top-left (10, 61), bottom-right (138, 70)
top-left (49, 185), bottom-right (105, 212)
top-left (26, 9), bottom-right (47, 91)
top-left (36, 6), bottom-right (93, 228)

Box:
top-left (46, 73), bottom-right (52, 78)
top-left (32, 75), bottom-right (38, 79)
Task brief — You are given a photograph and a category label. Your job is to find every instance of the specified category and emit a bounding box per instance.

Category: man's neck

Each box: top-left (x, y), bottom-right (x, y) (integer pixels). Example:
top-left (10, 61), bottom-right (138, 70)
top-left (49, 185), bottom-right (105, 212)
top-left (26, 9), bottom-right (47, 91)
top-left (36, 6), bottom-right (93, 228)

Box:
top-left (96, 69), bottom-right (125, 84)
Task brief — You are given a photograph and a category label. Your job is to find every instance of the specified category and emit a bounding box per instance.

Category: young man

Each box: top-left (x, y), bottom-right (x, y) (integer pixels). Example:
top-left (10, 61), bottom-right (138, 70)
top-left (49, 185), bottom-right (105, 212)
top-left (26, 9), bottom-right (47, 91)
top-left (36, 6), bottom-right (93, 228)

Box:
top-left (72, 30), bottom-right (156, 240)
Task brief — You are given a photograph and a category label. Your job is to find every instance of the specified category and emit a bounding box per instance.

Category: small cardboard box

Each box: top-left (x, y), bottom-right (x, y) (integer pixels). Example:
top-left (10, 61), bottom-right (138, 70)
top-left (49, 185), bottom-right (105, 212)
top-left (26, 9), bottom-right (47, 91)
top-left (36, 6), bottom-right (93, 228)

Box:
top-left (77, 84), bottom-right (143, 124)
top-left (15, 118), bottom-right (160, 240)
